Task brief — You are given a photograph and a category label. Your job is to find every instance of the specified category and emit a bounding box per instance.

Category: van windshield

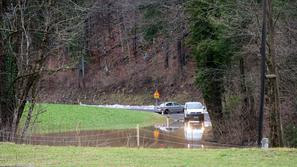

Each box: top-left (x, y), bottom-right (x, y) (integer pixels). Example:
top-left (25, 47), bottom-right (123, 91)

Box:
top-left (186, 103), bottom-right (203, 109)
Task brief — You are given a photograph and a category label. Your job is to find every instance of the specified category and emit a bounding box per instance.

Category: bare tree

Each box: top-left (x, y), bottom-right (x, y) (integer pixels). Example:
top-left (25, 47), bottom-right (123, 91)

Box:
top-left (0, 0), bottom-right (91, 140)
top-left (266, 0), bottom-right (284, 147)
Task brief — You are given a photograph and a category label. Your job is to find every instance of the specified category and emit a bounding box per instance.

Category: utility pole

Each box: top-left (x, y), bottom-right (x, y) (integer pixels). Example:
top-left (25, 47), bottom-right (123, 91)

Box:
top-left (258, 0), bottom-right (267, 147)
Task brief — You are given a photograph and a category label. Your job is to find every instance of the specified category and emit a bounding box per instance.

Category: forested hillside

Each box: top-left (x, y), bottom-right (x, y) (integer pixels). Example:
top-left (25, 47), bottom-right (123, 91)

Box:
top-left (41, 0), bottom-right (201, 104)
top-left (1, 0), bottom-right (296, 146)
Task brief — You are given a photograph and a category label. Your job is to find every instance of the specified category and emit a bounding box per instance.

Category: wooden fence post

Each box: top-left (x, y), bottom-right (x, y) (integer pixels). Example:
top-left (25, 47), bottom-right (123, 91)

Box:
top-left (136, 124), bottom-right (140, 148)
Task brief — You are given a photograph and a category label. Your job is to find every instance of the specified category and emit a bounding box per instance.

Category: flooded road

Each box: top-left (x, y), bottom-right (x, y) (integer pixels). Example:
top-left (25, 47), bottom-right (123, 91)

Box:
top-left (19, 113), bottom-right (213, 148)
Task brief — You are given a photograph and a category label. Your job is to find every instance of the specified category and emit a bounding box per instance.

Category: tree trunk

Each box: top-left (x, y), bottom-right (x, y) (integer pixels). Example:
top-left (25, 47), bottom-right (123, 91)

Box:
top-left (78, 53), bottom-right (85, 89)
top-left (0, 0), bottom-right (16, 141)
top-left (205, 97), bottom-right (223, 141)
top-left (133, 8), bottom-right (137, 57)
top-left (163, 41), bottom-right (169, 69)
top-left (177, 39), bottom-right (182, 70)
top-left (177, 34), bottom-right (187, 73)
top-left (266, 0), bottom-right (283, 147)
top-left (204, 76), bottom-right (224, 141)
top-left (0, 0), bottom-right (4, 129)
top-left (21, 97), bottom-right (36, 140)
top-left (0, 58), bottom-right (3, 131)
top-left (240, 57), bottom-right (257, 144)
top-left (177, 40), bottom-right (184, 72)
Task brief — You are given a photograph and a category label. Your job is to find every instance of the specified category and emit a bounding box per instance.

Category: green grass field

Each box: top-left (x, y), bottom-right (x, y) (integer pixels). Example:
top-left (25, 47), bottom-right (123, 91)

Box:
top-left (20, 104), bottom-right (164, 134)
top-left (1, 143), bottom-right (296, 167)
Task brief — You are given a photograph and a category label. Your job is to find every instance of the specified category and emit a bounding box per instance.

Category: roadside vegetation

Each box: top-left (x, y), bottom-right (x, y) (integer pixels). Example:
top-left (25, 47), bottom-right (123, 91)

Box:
top-left (1, 143), bottom-right (297, 167)
top-left (186, 0), bottom-right (297, 147)
top-left (19, 104), bottom-right (165, 134)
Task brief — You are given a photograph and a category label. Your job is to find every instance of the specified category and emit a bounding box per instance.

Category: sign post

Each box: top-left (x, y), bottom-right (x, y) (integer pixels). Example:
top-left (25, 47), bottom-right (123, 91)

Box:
top-left (154, 90), bottom-right (160, 107)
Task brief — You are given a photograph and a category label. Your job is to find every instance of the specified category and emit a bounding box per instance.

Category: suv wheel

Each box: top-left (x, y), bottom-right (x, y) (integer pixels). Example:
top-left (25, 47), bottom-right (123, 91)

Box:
top-left (164, 109), bottom-right (169, 114)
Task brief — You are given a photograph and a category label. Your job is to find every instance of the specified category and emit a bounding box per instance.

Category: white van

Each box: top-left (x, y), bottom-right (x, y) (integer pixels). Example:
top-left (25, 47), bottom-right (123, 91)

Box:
top-left (184, 102), bottom-right (205, 121)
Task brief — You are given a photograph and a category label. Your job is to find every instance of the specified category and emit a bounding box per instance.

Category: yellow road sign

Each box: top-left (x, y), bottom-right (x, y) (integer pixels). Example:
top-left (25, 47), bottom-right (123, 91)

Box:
top-left (154, 90), bottom-right (160, 99)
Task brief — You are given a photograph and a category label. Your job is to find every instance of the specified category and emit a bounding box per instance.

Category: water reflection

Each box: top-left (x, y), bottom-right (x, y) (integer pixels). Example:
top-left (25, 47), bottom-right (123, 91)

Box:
top-left (154, 118), bottom-right (206, 148)
top-left (184, 121), bottom-right (204, 141)
top-left (23, 114), bottom-right (211, 148)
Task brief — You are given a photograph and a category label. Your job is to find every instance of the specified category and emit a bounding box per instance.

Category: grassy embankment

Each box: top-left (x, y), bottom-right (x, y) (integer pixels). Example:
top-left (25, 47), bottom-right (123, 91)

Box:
top-left (1, 143), bottom-right (297, 167)
top-left (20, 103), bottom-right (164, 134)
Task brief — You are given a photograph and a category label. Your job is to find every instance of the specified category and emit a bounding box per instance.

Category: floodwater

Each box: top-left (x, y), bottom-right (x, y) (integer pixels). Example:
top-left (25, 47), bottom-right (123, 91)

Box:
top-left (18, 113), bottom-right (213, 148)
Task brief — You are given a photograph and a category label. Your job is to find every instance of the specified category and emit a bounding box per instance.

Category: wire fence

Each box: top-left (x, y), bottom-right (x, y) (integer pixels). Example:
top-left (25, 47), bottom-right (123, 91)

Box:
top-left (0, 126), bottom-right (212, 148)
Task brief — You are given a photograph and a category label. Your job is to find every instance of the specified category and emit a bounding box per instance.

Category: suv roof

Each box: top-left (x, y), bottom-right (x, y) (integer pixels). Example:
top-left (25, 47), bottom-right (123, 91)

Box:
top-left (167, 101), bottom-right (176, 103)
top-left (185, 102), bottom-right (202, 105)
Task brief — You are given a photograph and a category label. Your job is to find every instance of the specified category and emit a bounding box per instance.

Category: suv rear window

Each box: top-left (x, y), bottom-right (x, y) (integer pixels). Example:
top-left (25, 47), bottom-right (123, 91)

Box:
top-left (166, 103), bottom-right (172, 106)
top-left (186, 103), bottom-right (203, 109)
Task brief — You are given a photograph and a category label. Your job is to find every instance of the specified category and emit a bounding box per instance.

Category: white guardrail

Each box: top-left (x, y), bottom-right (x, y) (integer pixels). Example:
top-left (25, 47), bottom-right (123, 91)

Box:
top-left (79, 102), bottom-right (156, 111)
